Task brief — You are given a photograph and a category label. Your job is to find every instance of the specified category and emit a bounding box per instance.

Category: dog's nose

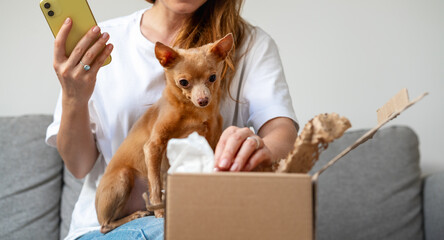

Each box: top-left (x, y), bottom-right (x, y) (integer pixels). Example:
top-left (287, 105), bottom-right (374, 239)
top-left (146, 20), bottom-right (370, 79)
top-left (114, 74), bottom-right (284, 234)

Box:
top-left (198, 97), bottom-right (209, 107)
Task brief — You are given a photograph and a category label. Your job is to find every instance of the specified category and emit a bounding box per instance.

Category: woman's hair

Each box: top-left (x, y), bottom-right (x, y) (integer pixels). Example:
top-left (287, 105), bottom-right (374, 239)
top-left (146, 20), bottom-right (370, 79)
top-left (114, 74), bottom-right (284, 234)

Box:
top-left (146, 0), bottom-right (251, 99)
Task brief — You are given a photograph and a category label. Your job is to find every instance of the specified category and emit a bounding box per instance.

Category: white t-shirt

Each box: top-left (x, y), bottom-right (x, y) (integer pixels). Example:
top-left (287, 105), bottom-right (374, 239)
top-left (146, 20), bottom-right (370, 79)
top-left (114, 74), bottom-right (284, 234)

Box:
top-left (46, 9), bottom-right (297, 240)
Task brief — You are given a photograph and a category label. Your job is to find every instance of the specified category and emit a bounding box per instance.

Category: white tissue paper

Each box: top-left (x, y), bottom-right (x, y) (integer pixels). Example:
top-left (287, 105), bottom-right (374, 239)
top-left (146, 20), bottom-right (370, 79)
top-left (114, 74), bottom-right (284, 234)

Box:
top-left (167, 132), bottom-right (215, 174)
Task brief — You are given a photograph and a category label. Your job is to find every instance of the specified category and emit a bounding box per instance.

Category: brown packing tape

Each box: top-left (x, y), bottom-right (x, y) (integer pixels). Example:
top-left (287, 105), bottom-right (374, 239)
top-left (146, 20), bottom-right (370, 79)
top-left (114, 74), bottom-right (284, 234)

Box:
top-left (312, 89), bottom-right (428, 182)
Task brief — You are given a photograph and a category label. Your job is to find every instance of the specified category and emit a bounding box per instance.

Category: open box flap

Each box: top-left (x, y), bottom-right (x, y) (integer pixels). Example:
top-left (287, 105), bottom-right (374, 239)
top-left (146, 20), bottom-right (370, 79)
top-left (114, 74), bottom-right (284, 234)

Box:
top-left (312, 89), bottom-right (428, 182)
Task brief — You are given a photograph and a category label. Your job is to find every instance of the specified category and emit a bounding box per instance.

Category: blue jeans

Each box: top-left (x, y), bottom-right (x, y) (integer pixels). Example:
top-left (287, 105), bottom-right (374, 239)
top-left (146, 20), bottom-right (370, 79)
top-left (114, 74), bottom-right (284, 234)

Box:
top-left (77, 216), bottom-right (164, 240)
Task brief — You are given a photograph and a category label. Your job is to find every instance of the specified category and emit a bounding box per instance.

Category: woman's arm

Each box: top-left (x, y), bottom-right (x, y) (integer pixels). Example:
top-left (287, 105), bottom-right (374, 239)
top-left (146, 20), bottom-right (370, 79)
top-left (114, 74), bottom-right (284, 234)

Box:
top-left (214, 117), bottom-right (297, 172)
top-left (54, 18), bottom-right (113, 178)
top-left (254, 117), bottom-right (298, 170)
top-left (57, 102), bottom-right (98, 179)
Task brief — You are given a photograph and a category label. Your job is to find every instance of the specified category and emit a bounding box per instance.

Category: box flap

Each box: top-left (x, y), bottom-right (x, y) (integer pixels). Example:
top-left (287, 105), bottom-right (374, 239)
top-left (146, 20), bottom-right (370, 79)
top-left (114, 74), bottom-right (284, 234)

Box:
top-left (376, 88), bottom-right (410, 124)
top-left (312, 89), bottom-right (428, 181)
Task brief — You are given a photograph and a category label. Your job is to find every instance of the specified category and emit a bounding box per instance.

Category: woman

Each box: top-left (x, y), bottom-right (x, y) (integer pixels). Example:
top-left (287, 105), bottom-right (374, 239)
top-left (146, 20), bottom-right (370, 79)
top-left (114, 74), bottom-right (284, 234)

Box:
top-left (46, 0), bottom-right (298, 239)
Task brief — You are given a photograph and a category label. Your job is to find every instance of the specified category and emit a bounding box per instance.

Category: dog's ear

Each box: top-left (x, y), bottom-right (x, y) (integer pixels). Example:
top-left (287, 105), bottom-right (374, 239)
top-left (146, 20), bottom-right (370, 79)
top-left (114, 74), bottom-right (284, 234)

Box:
top-left (209, 33), bottom-right (234, 61)
top-left (155, 42), bottom-right (180, 68)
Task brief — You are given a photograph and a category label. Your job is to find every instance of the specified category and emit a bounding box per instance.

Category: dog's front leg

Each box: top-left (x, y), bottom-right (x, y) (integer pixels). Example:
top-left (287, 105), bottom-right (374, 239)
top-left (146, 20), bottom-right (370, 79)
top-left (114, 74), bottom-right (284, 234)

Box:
top-left (143, 139), bottom-right (165, 218)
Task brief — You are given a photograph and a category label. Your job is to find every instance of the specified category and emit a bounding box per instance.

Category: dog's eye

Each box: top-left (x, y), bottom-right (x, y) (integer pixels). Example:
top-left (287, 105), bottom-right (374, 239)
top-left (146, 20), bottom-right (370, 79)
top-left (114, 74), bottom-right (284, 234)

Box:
top-left (179, 79), bottom-right (189, 87)
top-left (209, 74), bottom-right (216, 83)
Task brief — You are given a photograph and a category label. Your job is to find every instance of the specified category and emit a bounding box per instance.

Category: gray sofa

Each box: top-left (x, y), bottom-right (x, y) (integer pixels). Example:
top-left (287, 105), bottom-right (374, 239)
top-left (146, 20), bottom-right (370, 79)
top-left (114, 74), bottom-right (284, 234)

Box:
top-left (0, 115), bottom-right (442, 240)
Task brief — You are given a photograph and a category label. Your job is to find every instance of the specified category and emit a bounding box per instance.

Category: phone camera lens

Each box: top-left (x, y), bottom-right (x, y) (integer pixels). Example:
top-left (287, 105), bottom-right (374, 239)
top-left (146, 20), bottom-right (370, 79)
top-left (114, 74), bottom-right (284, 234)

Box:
top-left (48, 10), bottom-right (54, 17)
top-left (44, 3), bottom-right (51, 9)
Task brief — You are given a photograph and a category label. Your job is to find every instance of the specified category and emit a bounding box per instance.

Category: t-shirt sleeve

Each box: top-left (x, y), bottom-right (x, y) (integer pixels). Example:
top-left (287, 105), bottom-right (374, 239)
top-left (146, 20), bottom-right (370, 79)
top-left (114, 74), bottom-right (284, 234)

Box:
top-left (239, 28), bottom-right (298, 132)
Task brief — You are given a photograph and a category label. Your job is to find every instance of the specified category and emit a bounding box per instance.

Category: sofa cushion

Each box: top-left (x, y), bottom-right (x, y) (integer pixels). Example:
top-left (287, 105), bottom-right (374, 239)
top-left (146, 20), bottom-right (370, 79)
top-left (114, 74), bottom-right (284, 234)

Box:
top-left (309, 125), bottom-right (423, 240)
top-left (60, 166), bottom-right (83, 240)
top-left (423, 172), bottom-right (444, 240)
top-left (0, 115), bottom-right (63, 240)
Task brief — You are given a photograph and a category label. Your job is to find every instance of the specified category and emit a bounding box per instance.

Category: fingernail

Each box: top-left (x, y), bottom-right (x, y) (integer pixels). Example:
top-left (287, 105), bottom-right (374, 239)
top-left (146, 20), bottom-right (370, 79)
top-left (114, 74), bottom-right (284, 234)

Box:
top-left (102, 32), bottom-right (109, 39)
top-left (219, 158), bottom-right (230, 169)
top-left (92, 26), bottom-right (100, 33)
top-left (65, 18), bottom-right (71, 24)
top-left (230, 162), bottom-right (239, 171)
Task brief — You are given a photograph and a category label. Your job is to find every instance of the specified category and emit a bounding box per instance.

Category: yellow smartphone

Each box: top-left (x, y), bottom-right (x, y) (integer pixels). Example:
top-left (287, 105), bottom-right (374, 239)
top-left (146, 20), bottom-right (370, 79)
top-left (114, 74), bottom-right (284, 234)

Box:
top-left (39, 0), bottom-right (111, 66)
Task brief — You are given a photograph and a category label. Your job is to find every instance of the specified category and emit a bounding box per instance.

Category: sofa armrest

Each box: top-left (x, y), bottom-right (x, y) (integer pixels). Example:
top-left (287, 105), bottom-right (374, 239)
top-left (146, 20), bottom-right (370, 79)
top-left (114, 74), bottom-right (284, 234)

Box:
top-left (0, 115), bottom-right (63, 240)
top-left (423, 172), bottom-right (444, 240)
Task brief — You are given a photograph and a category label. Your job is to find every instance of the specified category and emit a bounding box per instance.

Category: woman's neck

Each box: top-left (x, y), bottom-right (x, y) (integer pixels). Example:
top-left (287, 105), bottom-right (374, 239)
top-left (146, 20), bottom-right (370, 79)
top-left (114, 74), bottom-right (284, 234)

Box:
top-left (140, 2), bottom-right (192, 46)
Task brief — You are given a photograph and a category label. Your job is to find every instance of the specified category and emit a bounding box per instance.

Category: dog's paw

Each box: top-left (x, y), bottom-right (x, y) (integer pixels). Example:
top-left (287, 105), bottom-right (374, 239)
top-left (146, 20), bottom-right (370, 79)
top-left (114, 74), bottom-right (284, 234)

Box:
top-left (154, 209), bottom-right (165, 218)
top-left (131, 210), bottom-right (151, 220)
top-left (100, 224), bottom-right (114, 234)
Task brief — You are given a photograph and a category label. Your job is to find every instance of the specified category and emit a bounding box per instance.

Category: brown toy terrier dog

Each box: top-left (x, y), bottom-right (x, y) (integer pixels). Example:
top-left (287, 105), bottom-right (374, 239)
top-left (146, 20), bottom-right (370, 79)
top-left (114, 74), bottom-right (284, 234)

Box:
top-left (95, 33), bottom-right (234, 233)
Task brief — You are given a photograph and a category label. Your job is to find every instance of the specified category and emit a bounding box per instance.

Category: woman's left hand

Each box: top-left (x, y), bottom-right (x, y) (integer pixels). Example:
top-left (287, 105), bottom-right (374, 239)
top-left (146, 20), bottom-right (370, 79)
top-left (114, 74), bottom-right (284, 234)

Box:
top-left (214, 126), bottom-right (272, 171)
top-left (214, 117), bottom-right (298, 172)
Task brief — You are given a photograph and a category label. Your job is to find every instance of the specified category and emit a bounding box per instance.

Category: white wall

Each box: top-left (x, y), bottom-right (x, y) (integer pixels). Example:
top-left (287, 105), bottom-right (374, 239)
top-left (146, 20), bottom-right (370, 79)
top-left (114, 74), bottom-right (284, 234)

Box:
top-left (1, 0), bottom-right (443, 174)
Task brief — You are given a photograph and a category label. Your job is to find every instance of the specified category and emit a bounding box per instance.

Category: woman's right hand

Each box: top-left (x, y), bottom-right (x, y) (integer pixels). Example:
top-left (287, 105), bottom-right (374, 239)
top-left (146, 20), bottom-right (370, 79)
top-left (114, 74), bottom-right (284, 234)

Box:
top-left (54, 17), bottom-right (113, 106)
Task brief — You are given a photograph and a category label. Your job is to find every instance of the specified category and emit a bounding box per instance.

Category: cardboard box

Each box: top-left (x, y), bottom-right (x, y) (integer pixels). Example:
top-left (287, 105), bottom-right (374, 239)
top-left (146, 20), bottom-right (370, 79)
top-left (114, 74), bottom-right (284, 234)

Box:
top-left (165, 89), bottom-right (427, 240)
top-left (166, 173), bottom-right (314, 240)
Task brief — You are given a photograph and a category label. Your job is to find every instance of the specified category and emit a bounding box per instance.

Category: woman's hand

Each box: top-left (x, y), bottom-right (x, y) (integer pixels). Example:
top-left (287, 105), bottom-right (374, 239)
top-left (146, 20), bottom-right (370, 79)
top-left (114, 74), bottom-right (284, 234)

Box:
top-left (214, 126), bottom-right (272, 171)
top-left (214, 117), bottom-right (298, 172)
top-left (54, 17), bottom-right (113, 106)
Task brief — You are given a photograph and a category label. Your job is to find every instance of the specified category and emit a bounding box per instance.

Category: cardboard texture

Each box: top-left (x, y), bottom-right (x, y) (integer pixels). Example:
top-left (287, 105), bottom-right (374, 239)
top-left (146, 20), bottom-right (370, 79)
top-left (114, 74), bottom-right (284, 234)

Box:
top-left (275, 113), bottom-right (351, 174)
top-left (376, 88), bottom-right (409, 124)
top-left (166, 173), bottom-right (313, 240)
top-left (165, 88), bottom-right (427, 240)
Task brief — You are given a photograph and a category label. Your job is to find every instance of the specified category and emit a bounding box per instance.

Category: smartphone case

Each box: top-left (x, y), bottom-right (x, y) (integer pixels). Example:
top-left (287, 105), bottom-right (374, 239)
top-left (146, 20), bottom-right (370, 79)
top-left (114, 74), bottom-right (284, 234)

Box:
top-left (40, 0), bottom-right (111, 66)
